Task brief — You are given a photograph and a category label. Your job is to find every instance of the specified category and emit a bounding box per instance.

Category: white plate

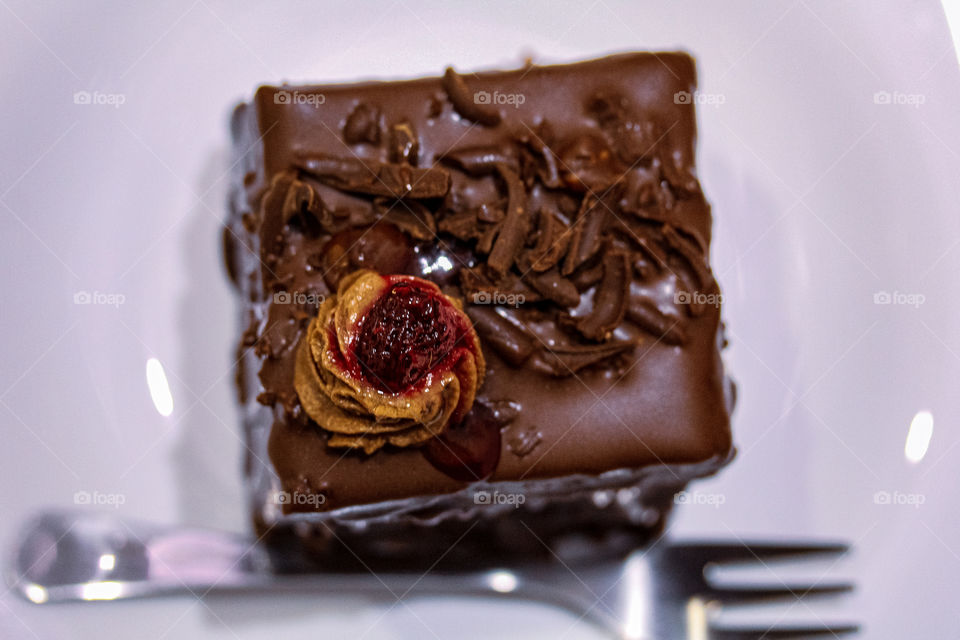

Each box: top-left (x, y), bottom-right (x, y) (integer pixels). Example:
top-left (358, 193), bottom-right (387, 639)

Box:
top-left (1, 1), bottom-right (958, 637)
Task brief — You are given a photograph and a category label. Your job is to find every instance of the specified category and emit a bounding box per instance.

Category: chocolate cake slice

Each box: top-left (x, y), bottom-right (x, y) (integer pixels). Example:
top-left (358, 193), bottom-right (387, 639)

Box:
top-left (224, 52), bottom-right (734, 567)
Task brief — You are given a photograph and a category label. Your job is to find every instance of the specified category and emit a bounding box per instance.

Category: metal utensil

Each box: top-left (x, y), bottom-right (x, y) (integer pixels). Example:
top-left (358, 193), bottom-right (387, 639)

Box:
top-left (10, 510), bottom-right (857, 639)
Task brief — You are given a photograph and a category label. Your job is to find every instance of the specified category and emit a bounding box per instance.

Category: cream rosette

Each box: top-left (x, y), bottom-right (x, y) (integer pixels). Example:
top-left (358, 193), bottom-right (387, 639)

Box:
top-left (294, 270), bottom-right (485, 454)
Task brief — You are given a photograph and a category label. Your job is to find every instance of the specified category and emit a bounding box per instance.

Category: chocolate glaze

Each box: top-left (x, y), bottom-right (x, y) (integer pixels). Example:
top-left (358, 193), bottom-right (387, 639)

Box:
top-left (225, 53), bottom-right (734, 540)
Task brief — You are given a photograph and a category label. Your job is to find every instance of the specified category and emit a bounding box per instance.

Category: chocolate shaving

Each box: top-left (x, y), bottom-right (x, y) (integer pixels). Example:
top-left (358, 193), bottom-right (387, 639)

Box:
top-left (575, 250), bottom-right (630, 341)
top-left (460, 268), bottom-right (540, 304)
top-left (525, 207), bottom-right (572, 273)
top-left (608, 217), bottom-right (669, 272)
top-left (659, 146), bottom-right (700, 195)
top-left (466, 305), bottom-right (535, 367)
top-left (524, 268), bottom-right (580, 308)
top-left (570, 259), bottom-right (604, 290)
top-left (389, 120), bottom-right (419, 165)
top-left (507, 426), bottom-right (542, 458)
top-left (442, 145), bottom-right (516, 175)
top-left (518, 124), bottom-right (562, 188)
top-left (635, 234), bottom-right (669, 271)
top-left (258, 171), bottom-right (298, 271)
top-left (486, 164), bottom-right (529, 277)
top-left (297, 153), bottom-right (450, 199)
top-left (662, 225), bottom-right (713, 317)
top-left (437, 209), bottom-right (480, 241)
top-left (476, 203), bottom-right (504, 224)
top-left (620, 176), bottom-right (709, 255)
top-left (632, 252), bottom-right (654, 280)
top-left (374, 198), bottom-right (436, 240)
top-left (562, 194), bottom-right (609, 276)
top-left (343, 103), bottom-right (381, 144)
top-left (537, 340), bottom-right (636, 376)
top-left (627, 298), bottom-right (687, 345)
top-left (476, 222), bottom-right (500, 254)
top-left (427, 94), bottom-right (445, 118)
top-left (281, 178), bottom-right (326, 226)
top-left (619, 164), bottom-right (665, 213)
top-left (442, 67), bottom-right (502, 127)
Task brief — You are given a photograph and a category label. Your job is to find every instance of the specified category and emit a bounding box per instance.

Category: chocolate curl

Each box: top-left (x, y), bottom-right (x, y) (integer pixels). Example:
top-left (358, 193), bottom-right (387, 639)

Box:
top-left (570, 260), bottom-right (604, 291)
top-left (281, 178), bottom-right (329, 228)
top-left (342, 103), bottom-right (381, 144)
top-left (536, 340), bottom-right (636, 376)
top-left (662, 225), bottom-right (714, 317)
top-left (626, 298), bottom-right (687, 345)
top-left (525, 207), bottom-right (572, 273)
top-left (442, 67), bottom-right (502, 127)
top-left (460, 268), bottom-right (540, 305)
top-left (437, 209), bottom-right (481, 241)
top-left (442, 145), bottom-right (517, 175)
top-left (466, 305), bottom-right (535, 367)
top-left (389, 120), bottom-right (420, 165)
top-left (562, 194), bottom-right (609, 276)
top-left (486, 164), bottom-right (529, 277)
top-left (524, 268), bottom-right (580, 308)
top-left (374, 198), bottom-right (437, 241)
top-left (575, 250), bottom-right (630, 341)
top-left (476, 222), bottom-right (500, 255)
top-left (517, 123), bottom-right (562, 188)
top-left (296, 153), bottom-right (450, 199)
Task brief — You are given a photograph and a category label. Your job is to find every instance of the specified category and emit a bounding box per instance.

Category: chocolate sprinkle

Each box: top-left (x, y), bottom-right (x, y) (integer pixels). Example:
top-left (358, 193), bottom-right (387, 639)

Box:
top-left (562, 193), bottom-right (609, 276)
top-left (524, 268), bottom-right (580, 308)
top-left (442, 145), bottom-right (517, 175)
top-left (343, 103), bottom-right (382, 144)
top-left (626, 298), bottom-right (687, 345)
top-left (486, 164), bottom-right (529, 277)
top-left (576, 249), bottom-right (630, 341)
top-left (374, 198), bottom-right (437, 241)
top-left (281, 178), bottom-right (327, 227)
top-left (442, 67), bottom-right (502, 127)
top-left (466, 305), bottom-right (535, 367)
top-left (662, 225), bottom-right (713, 317)
top-left (537, 340), bottom-right (636, 376)
top-left (438, 209), bottom-right (481, 241)
top-left (389, 120), bottom-right (420, 165)
top-left (297, 153), bottom-right (450, 199)
top-left (525, 207), bottom-right (572, 273)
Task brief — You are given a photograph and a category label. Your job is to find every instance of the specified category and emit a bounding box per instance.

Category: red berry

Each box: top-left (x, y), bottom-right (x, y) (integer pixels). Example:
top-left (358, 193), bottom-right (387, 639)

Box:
top-left (353, 279), bottom-right (464, 393)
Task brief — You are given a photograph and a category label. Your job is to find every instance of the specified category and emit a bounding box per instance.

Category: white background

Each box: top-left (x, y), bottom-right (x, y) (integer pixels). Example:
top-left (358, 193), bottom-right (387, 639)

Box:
top-left (1, 1), bottom-right (959, 637)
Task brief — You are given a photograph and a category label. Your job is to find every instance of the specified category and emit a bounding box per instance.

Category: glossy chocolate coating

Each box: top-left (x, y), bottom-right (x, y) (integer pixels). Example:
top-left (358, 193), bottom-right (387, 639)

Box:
top-left (225, 52), bottom-right (733, 518)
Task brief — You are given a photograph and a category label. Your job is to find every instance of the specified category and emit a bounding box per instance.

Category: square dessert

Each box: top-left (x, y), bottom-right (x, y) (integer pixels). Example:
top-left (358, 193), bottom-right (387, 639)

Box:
top-left (224, 52), bottom-right (733, 565)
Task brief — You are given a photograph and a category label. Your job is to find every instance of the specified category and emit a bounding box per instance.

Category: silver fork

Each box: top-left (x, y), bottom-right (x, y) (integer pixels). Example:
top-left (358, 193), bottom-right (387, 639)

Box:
top-left (9, 511), bottom-right (857, 639)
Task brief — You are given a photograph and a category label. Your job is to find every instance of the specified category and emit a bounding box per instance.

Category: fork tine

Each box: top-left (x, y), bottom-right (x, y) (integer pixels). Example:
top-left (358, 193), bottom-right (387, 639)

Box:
top-left (672, 541), bottom-right (849, 567)
top-left (709, 623), bottom-right (859, 639)
top-left (705, 582), bottom-right (854, 605)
